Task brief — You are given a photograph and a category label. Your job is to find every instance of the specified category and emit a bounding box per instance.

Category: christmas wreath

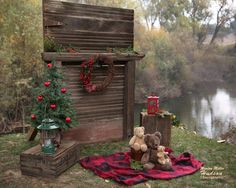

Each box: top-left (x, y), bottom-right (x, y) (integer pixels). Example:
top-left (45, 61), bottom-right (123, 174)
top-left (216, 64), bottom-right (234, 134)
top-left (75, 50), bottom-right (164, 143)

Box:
top-left (79, 55), bottom-right (115, 93)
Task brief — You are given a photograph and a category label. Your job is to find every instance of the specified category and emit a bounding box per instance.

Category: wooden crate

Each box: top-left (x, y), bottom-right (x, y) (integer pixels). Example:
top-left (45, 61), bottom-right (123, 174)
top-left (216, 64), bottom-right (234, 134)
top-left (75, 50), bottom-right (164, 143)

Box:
top-left (140, 112), bottom-right (172, 147)
top-left (20, 141), bottom-right (79, 178)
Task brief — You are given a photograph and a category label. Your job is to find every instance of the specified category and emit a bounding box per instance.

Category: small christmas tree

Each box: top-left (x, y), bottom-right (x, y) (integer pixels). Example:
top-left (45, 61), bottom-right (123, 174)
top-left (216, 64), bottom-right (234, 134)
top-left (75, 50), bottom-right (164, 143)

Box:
top-left (31, 60), bottom-right (76, 130)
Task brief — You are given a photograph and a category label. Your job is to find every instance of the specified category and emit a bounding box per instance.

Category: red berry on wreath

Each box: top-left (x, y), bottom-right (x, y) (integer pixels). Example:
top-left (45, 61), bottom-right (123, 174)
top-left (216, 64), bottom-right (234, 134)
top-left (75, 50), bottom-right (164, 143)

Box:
top-left (47, 63), bottom-right (53, 68)
top-left (37, 95), bottom-right (43, 101)
top-left (31, 114), bottom-right (36, 120)
top-left (81, 62), bottom-right (86, 68)
top-left (79, 73), bottom-right (84, 81)
top-left (65, 117), bottom-right (71, 123)
top-left (61, 88), bottom-right (66, 93)
top-left (83, 80), bottom-right (89, 86)
top-left (44, 81), bottom-right (51, 87)
top-left (89, 57), bottom-right (94, 65)
top-left (50, 104), bottom-right (56, 109)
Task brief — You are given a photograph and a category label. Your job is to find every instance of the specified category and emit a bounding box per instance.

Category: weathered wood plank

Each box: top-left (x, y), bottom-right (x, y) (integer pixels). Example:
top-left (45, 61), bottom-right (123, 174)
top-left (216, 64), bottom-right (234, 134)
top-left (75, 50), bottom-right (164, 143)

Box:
top-left (63, 119), bottom-right (123, 144)
top-left (44, 0), bottom-right (133, 15)
top-left (69, 89), bottom-right (124, 95)
top-left (70, 94), bottom-right (124, 101)
top-left (73, 98), bottom-right (123, 106)
top-left (46, 30), bottom-right (133, 38)
top-left (67, 82), bottom-right (124, 87)
top-left (44, 11), bottom-right (133, 22)
top-left (74, 103), bottom-right (123, 111)
top-left (65, 74), bottom-right (125, 81)
top-left (78, 115), bottom-right (123, 123)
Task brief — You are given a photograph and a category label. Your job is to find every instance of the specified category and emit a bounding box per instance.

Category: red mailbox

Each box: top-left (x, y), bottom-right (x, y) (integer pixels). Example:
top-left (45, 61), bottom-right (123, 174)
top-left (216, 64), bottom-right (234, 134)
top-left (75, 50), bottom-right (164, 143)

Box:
top-left (147, 95), bottom-right (159, 115)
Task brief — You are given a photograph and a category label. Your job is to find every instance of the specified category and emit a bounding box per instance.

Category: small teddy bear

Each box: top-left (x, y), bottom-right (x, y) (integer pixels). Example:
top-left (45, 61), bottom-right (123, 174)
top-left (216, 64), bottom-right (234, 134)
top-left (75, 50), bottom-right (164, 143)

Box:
top-left (157, 145), bottom-right (172, 167)
top-left (129, 126), bottom-right (147, 152)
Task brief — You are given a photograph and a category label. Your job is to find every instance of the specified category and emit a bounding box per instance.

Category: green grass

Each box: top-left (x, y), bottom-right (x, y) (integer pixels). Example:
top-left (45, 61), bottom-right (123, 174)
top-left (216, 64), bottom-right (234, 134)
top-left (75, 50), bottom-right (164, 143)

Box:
top-left (0, 127), bottom-right (236, 188)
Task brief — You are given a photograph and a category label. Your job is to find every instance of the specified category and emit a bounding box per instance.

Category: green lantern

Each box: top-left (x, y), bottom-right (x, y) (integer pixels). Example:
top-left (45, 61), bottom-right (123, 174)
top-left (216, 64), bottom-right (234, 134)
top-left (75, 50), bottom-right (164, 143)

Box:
top-left (37, 119), bottom-right (60, 155)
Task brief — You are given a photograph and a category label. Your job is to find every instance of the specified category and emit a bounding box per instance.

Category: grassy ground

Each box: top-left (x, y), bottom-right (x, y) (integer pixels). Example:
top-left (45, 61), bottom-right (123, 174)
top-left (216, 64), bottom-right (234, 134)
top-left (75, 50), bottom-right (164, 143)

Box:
top-left (0, 127), bottom-right (236, 188)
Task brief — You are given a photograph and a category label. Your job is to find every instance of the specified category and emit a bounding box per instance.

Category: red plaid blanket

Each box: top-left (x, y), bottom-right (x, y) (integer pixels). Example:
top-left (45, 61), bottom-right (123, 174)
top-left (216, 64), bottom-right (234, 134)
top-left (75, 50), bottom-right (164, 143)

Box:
top-left (79, 150), bottom-right (204, 186)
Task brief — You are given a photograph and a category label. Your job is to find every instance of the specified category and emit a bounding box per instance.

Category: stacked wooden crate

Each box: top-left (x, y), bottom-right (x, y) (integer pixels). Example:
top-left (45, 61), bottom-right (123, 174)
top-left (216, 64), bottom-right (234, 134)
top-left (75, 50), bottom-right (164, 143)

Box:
top-left (20, 141), bottom-right (79, 178)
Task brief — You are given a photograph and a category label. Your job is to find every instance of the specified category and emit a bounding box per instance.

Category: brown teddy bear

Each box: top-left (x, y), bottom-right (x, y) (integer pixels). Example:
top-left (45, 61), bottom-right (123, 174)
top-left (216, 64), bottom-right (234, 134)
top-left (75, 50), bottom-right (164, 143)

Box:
top-left (129, 126), bottom-right (147, 152)
top-left (157, 145), bottom-right (172, 168)
top-left (141, 132), bottom-right (173, 171)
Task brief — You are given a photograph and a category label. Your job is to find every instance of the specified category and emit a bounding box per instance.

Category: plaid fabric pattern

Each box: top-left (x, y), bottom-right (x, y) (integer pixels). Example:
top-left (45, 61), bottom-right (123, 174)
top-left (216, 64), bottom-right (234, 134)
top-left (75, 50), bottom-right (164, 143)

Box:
top-left (79, 149), bottom-right (203, 186)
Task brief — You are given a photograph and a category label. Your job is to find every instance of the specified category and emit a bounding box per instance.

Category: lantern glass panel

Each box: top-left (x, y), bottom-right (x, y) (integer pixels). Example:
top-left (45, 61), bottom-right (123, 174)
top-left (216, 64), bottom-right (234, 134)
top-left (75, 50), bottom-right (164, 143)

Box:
top-left (37, 119), bottom-right (59, 155)
top-left (44, 138), bottom-right (52, 147)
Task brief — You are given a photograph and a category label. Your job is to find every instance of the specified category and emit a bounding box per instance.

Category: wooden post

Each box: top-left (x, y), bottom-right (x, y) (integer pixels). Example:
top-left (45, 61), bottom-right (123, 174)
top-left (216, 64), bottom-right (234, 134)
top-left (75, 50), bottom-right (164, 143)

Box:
top-left (123, 61), bottom-right (135, 139)
top-left (140, 112), bottom-right (172, 147)
top-left (27, 127), bottom-right (38, 141)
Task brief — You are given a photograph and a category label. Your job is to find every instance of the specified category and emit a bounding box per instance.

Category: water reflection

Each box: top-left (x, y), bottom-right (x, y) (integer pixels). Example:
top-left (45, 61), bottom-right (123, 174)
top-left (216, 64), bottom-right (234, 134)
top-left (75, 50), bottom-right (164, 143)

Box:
top-left (135, 85), bottom-right (236, 139)
top-left (194, 88), bottom-right (236, 138)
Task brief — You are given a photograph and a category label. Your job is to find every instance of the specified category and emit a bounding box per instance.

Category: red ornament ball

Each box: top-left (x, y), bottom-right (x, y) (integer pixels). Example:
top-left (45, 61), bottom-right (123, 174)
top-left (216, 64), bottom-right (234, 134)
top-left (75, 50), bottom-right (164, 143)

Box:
top-left (37, 95), bottom-right (43, 101)
top-left (31, 114), bottom-right (36, 120)
top-left (44, 81), bottom-right (51, 87)
top-left (61, 88), bottom-right (67, 93)
top-left (50, 104), bottom-right (56, 109)
top-left (65, 117), bottom-right (71, 123)
top-left (47, 63), bottom-right (53, 68)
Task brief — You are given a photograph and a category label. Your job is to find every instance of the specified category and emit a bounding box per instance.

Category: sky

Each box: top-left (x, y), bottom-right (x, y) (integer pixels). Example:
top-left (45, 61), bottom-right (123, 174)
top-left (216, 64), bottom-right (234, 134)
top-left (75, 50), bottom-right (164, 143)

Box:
top-left (210, 0), bottom-right (236, 23)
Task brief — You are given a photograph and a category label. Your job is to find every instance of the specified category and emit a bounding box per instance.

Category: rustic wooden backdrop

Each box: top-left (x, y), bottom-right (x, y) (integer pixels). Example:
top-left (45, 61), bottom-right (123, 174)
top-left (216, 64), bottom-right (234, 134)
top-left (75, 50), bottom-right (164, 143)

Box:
top-left (42, 0), bottom-right (142, 144)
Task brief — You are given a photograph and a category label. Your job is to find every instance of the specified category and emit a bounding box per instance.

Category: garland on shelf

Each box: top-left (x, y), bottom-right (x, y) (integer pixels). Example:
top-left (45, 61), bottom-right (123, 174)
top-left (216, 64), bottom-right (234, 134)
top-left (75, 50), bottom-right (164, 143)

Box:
top-left (79, 55), bottom-right (115, 93)
top-left (44, 37), bottom-right (116, 93)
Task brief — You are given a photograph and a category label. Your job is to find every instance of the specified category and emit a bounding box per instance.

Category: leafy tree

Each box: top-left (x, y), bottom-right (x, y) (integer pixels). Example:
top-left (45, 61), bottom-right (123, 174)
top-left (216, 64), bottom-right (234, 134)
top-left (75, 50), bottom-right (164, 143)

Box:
top-left (135, 29), bottom-right (188, 100)
top-left (158, 0), bottom-right (190, 31)
top-left (138, 0), bottom-right (161, 30)
top-left (0, 0), bottom-right (43, 130)
top-left (138, 0), bottom-right (192, 31)
top-left (189, 0), bottom-right (212, 45)
top-left (210, 0), bottom-right (235, 44)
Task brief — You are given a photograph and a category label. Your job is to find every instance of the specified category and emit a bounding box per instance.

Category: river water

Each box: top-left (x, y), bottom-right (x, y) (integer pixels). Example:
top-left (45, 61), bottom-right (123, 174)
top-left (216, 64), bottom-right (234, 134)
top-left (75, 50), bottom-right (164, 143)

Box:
top-left (135, 83), bottom-right (236, 139)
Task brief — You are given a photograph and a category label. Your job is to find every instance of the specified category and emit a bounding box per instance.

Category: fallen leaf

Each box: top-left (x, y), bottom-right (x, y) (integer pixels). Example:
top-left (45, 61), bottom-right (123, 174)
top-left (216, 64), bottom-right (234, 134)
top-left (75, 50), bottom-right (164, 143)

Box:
top-left (105, 179), bottom-right (110, 183)
top-left (144, 182), bottom-right (151, 188)
top-left (217, 140), bottom-right (226, 143)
